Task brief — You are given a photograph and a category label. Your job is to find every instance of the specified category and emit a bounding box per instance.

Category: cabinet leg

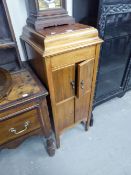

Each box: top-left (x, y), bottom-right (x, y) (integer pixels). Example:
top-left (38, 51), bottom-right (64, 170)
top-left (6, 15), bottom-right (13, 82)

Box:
top-left (117, 92), bottom-right (125, 98)
top-left (46, 138), bottom-right (56, 157)
top-left (81, 121), bottom-right (88, 131)
top-left (85, 121), bottom-right (88, 131)
top-left (90, 113), bottom-right (94, 127)
top-left (55, 135), bottom-right (60, 149)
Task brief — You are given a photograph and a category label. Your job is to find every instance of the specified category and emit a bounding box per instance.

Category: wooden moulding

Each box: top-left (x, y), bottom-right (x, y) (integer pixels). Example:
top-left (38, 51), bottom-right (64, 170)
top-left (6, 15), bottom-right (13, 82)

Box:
top-left (0, 68), bottom-right (12, 102)
top-left (22, 24), bottom-right (103, 58)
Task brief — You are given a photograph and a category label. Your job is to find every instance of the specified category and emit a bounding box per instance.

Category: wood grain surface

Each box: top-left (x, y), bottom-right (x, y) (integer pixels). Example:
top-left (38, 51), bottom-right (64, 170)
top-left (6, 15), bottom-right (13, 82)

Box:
top-left (0, 69), bottom-right (55, 156)
top-left (22, 23), bottom-right (103, 148)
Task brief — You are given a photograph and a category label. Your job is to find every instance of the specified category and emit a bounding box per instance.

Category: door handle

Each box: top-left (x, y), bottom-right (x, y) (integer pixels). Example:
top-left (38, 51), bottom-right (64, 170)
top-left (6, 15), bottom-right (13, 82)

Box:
top-left (70, 80), bottom-right (75, 89)
top-left (81, 80), bottom-right (84, 89)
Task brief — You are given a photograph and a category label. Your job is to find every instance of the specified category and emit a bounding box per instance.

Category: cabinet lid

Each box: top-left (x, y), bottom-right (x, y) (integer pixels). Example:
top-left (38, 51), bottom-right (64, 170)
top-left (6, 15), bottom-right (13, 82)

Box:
top-left (22, 23), bottom-right (103, 57)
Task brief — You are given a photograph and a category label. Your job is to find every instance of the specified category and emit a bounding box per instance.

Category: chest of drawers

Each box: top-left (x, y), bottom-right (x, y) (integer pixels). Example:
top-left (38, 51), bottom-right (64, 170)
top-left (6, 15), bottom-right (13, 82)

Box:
top-left (0, 68), bottom-right (55, 156)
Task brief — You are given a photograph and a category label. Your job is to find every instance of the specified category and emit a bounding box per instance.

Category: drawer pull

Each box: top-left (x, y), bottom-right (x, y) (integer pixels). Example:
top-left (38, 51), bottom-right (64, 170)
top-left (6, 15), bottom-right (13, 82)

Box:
top-left (9, 121), bottom-right (31, 135)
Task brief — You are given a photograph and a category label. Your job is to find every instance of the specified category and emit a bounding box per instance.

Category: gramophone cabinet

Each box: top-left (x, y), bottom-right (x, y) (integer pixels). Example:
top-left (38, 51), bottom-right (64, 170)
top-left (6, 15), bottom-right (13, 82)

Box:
top-left (21, 23), bottom-right (102, 148)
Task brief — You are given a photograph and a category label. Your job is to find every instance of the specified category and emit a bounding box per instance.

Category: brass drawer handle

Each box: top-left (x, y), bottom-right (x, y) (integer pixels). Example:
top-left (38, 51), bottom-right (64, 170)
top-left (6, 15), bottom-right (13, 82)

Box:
top-left (9, 121), bottom-right (31, 135)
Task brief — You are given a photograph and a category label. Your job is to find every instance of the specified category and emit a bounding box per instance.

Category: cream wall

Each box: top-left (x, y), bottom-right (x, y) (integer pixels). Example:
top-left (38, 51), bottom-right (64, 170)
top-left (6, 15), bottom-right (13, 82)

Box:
top-left (6, 0), bottom-right (73, 61)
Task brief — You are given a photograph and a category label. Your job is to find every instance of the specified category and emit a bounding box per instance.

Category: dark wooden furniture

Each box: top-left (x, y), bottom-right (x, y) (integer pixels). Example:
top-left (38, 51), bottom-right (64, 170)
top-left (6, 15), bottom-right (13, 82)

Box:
top-left (0, 0), bottom-right (55, 156)
top-left (21, 24), bottom-right (102, 148)
top-left (73, 0), bottom-right (131, 106)
top-left (0, 68), bottom-right (55, 156)
top-left (0, 0), bottom-right (22, 72)
top-left (0, 68), bottom-right (12, 101)
top-left (26, 0), bottom-right (75, 31)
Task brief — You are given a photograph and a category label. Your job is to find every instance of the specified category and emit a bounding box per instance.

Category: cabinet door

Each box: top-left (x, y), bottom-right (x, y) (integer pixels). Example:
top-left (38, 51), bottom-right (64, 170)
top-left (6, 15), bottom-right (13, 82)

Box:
top-left (75, 92), bottom-right (91, 123)
top-left (52, 65), bottom-right (75, 132)
top-left (52, 65), bottom-right (75, 103)
top-left (56, 99), bottom-right (75, 132)
top-left (75, 58), bottom-right (95, 122)
top-left (77, 59), bottom-right (95, 98)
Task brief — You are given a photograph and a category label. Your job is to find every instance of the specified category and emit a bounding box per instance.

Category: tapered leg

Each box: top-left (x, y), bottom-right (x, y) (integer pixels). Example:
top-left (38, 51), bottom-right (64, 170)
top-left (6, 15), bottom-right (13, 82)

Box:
top-left (84, 112), bottom-right (94, 131)
top-left (55, 134), bottom-right (60, 149)
top-left (90, 112), bottom-right (94, 127)
top-left (117, 92), bottom-right (126, 98)
top-left (81, 121), bottom-right (88, 131)
top-left (85, 121), bottom-right (88, 131)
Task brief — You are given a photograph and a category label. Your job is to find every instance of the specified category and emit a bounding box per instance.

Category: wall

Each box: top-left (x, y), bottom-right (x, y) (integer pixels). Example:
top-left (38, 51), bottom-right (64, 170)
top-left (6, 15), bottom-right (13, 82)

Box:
top-left (6, 0), bottom-right (73, 61)
top-left (73, 0), bottom-right (99, 27)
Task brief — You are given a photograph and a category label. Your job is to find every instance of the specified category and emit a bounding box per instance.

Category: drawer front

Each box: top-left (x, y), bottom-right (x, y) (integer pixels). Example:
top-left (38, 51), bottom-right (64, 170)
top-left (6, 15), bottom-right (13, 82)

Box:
top-left (0, 108), bottom-right (40, 145)
top-left (51, 46), bottom-right (96, 70)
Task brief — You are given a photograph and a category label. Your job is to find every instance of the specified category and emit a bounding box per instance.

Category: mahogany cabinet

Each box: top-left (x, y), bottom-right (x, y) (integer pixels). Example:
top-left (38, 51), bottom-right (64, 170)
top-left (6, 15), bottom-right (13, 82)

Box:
top-left (73, 0), bottom-right (131, 106)
top-left (21, 24), bottom-right (102, 148)
top-left (0, 68), bottom-right (55, 156)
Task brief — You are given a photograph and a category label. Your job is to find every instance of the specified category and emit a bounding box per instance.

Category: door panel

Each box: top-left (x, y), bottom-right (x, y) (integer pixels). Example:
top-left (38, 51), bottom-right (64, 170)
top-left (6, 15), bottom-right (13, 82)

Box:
top-left (56, 99), bottom-right (75, 132)
top-left (104, 12), bottom-right (131, 39)
top-left (52, 65), bottom-right (75, 103)
top-left (75, 92), bottom-right (91, 123)
top-left (98, 0), bottom-right (131, 39)
top-left (95, 36), bottom-right (131, 100)
top-left (77, 59), bottom-right (94, 98)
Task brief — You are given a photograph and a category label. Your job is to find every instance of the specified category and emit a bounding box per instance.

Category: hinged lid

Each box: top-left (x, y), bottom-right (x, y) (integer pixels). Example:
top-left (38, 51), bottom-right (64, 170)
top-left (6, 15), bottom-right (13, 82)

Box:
top-left (22, 23), bottom-right (103, 57)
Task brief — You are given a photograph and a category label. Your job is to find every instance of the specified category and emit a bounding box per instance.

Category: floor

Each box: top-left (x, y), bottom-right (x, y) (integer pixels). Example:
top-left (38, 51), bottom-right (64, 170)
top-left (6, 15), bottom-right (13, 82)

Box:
top-left (1, 92), bottom-right (131, 175)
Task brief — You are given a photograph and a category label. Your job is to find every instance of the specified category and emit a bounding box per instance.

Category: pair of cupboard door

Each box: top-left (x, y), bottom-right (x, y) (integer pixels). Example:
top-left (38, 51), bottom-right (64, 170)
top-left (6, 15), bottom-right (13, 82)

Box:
top-left (52, 58), bottom-right (95, 131)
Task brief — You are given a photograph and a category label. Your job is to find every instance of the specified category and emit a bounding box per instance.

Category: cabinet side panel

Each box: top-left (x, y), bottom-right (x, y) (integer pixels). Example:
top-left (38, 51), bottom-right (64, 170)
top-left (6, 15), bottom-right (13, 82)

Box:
top-left (25, 43), bottom-right (48, 87)
top-left (88, 44), bottom-right (101, 126)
